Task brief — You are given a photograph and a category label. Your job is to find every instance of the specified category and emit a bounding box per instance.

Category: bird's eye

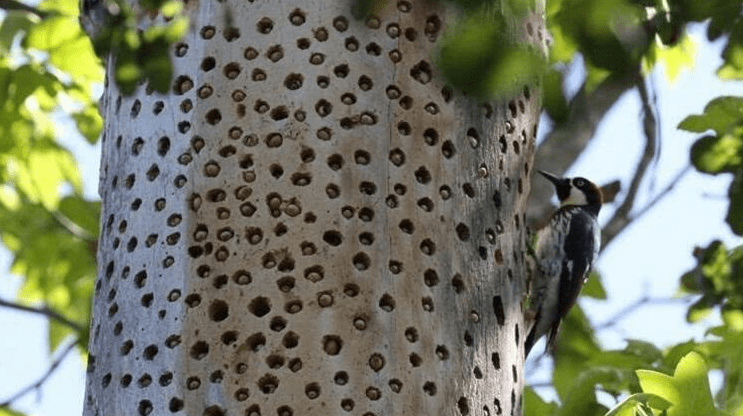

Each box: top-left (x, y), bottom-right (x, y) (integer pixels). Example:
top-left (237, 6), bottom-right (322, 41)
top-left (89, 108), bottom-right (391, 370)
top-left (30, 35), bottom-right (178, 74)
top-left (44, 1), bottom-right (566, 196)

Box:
top-left (575, 179), bottom-right (585, 187)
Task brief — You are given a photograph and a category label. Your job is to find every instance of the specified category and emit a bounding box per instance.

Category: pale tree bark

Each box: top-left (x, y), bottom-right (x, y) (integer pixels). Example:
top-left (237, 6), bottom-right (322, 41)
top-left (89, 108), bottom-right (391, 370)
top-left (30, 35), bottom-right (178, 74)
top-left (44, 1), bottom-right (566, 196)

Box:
top-left (83, 1), bottom-right (545, 415)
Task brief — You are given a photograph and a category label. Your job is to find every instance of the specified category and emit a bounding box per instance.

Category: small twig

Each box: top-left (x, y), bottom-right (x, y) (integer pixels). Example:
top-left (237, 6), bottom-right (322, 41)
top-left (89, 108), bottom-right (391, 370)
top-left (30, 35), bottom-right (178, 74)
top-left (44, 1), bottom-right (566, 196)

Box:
top-left (0, 298), bottom-right (84, 333)
top-left (630, 165), bottom-right (692, 221)
top-left (596, 295), bottom-right (693, 330)
top-left (0, 340), bottom-right (79, 407)
top-left (701, 193), bottom-right (728, 200)
top-left (601, 77), bottom-right (659, 250)
top-left (601, 165), bottom-right (691, 252)
top-left (52, 211), bottom-right (97, 242)
top-left (527, 381), bottom-right (554, 389)
top-left (0, 0), bottom-right (48, 18)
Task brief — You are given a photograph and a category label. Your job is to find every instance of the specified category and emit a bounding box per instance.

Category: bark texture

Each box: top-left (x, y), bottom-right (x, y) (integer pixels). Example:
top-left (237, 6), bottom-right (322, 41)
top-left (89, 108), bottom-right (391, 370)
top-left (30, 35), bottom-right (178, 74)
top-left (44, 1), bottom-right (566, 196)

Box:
top-left (83, 1), bottom-right (545, 415)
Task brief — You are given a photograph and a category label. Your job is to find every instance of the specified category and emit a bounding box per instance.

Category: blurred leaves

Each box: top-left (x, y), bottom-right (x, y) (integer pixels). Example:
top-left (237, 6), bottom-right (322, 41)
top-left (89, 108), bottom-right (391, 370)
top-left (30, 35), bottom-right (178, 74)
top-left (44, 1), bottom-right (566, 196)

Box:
top-left (552, 0), bottom-right (647, 73)
top-left (582, 270), bottom-right (607, 300)
top-left (0, 0), bottom-right (102, 364)
top-left (680, 241), bottom-right (743, 323)
top-left (642, 34), bottom-right (697, 82)
top-left (83, 0), bottom-right (187, 94)
top-left (636, 352), bottom-right (723, 416)
top-left (0, 407), bottom-right (27, 416)
top-left (680, 97), bottom-right (743, 234)
top-left (0, 190), bottom-right (97, 352)
top-left (437, 9), bottom-right (546, 98)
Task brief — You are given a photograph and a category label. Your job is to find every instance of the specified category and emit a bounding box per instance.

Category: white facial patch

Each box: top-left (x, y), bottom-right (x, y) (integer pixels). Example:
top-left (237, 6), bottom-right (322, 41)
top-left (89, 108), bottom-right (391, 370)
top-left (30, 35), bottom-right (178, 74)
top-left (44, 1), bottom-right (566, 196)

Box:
top-left (561, 186), bottom-right (587, 206)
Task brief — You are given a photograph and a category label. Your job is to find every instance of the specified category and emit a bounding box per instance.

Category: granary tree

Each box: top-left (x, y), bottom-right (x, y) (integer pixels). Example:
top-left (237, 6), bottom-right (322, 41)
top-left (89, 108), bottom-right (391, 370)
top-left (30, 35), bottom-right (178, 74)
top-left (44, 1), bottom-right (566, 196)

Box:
top-left (80, 1), bottom-right (546, 415)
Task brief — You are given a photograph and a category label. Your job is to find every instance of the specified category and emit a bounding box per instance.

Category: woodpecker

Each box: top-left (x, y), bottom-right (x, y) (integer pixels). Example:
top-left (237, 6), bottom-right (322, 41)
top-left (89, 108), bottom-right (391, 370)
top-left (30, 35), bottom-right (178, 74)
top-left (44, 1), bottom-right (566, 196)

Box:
top-left (524, 170), bottom-right (603, 357)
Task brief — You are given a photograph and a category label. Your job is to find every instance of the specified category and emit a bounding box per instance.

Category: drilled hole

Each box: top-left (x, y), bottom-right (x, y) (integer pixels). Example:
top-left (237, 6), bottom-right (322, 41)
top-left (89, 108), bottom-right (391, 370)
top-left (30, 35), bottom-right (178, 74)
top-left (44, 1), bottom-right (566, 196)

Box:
top-left (323, 335), bottom-right (342, 355)
top-left (249, 297), bottom-right (271, 317)
top-left (493, 296), bottom-right (505, 325)
top-left (209, 299), bottom-right (229, 322)
top-left (463, 183), bottom-right (475, 197)
top-left (257, 374), bottom-right (279, 394)
top-left (420, 239), bottom-right (435, 255)
top-left (364, 356), bottom-right (386, 377)
top-left (399, 219), bottom-right (414, 234)
top-left (304, 265), bottom-right (324, 283)
top-left (415, 166), bottom-right (431, 184)
top-left (323, 230), bottom-right (343, 246)
top-left (256, 17), bottom-right (273, 34)
top-left (284, 73), bottom-right (304, 90)
top-left (379, 293), bottom-right (395, 312)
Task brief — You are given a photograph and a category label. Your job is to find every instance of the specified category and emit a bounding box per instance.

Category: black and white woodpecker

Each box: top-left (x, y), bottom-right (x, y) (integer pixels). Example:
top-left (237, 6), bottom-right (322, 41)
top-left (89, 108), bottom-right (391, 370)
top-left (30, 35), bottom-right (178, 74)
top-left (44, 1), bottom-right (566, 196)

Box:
top-left (524, 170), bottom-right (603, 357)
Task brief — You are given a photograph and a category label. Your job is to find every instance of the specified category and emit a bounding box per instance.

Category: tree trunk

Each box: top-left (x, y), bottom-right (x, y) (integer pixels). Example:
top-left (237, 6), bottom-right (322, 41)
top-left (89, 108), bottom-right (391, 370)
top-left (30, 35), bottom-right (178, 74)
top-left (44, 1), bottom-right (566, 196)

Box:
top-left (83, 1), bottom-right (545, 415)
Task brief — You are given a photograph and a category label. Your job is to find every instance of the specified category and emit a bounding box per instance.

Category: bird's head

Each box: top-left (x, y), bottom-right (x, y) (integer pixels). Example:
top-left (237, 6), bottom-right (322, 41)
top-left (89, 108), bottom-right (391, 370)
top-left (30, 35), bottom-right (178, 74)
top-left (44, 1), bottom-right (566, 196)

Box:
top-left (538, 170), bottom-right (603, 214)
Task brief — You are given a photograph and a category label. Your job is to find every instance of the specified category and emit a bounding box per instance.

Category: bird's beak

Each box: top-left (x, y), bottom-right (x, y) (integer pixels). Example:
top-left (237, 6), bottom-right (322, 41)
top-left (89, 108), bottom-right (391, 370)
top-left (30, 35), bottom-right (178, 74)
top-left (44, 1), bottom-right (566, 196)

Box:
top-left (538, 170), bottom-right (572, 202)
top-left (538, 170), bottom-right (562, 186)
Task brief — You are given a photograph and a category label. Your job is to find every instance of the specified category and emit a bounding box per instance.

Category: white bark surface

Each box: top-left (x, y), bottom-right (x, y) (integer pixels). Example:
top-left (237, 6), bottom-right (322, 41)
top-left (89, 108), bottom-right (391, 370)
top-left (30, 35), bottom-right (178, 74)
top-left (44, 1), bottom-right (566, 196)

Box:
top-left (84, 1), bottom-right (545, 415)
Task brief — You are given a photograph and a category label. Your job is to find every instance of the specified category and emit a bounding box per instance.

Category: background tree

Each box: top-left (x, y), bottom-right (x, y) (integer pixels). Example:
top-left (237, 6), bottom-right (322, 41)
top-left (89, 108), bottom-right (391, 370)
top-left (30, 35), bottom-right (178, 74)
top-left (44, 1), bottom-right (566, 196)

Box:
top-left (0, 0), bottom-right (742, 415)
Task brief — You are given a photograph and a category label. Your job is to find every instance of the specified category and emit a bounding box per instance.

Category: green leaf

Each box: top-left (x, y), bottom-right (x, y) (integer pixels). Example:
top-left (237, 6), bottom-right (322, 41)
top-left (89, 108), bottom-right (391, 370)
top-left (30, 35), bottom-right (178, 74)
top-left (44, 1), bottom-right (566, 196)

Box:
top-left (557, 367), bottom-right (615, 416)
top-left (717, 20), bottom-right (743, 80)
top-left (679, 96), bottom-right (743, 136)
top-left (25, 15), bottom-right (103, 83)
top-left (581, 270), bottom-right (606, 299)
top-left (49, 34), bottom-right (104, 83)
top-left (524, 386), bottom-right (559, 416)
top-left (722, 308), bottom-right (743, 332)
top-left (24, 16), bottom-right (79, 51)
top-left (552, 0), bottom-right (646, 73)
top-left (661, 341), bottom-right (696, 371)
top-left (0, 407), bottom-right (28, 416)
top-left (637, 351), bottom-right (722, 416)
top-left (72, 103), bottom-right (103, 144)
top-left (623, 339), bottom-right (663, 363)
top-left (437, 10), bottom-right (546, 98)
top-left (605, 393), bottom-right (672, 416)
top-left (542, 68), bottom-right (569, 123)
top-left (552, 306), bottom-right (601, 399)
top-left (690, 133), bottom-right (743, 174)
top-left (547, 23), bottom-right (579, 64)
top-left (38, 0), bottom-right (80, 16)
top-left (727, 172), bottom-right (743, 235)
top-left (687, 298), bottom-right (714, 323)
top-left (0, 11), bottom-right (36, 55)
top-left (700, 240), bottom-right (732, 285)
top-left (28, 144), bottom-right (82, 208)
top-left (58, 195), bottom-right (101, 236)
top-left (584, 64), bottom-right (611, 93)
top-left (642, 35), bottom-right (697, 82)
top-left (718, 41), bottom-right (743, 80)
top-left (0, 195), bottom-right (95, 352)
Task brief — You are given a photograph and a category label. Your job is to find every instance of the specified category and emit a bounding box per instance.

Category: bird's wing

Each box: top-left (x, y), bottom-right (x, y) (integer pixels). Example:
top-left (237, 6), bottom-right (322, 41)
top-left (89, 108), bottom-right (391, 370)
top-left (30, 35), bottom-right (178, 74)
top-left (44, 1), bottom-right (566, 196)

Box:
top-left (556, 209), bottom-right (598, 319)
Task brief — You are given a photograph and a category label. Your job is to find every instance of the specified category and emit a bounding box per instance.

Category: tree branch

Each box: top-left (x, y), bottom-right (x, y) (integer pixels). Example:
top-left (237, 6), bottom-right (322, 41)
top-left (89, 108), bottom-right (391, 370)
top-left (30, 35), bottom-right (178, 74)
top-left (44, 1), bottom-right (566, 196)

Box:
top-left (0, 0), bottom-right (48, 18)
top-left (528, 71), bottom-right (639, 226)
top-left (52, 211), bottom-right (97, 242)
top-left (0, 298), bottom-right (84, 333)
top-left (630, 165), bottom-right (691, 221)
top-left (600, 77), bottom-right (658, 250)
top-left (0, 340), bottom-right (78, 408)
top-left (595, 295), bottom-right (694, 331)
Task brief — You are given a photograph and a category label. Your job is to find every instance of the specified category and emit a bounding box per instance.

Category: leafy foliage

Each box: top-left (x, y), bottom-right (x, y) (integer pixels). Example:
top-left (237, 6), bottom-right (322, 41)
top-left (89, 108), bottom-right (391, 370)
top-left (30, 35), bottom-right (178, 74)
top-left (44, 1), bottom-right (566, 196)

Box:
top-left (680, 97), bottom-right (743, 234)
top-left (437, 9), bottom-right (546, 98)
top-left (680, 241), bottom-right (743, 323)
top-left (0, 0), bottom-right (102, 391)
top-left (83, 0), bottom-right (188, 94)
